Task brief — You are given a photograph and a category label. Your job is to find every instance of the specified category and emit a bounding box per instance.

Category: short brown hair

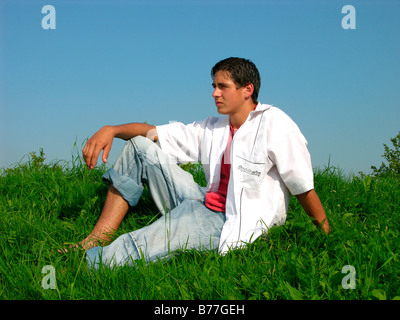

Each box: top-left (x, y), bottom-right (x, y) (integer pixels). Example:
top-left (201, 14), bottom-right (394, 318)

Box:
top-left (211, 57), bottom-right (261, 104)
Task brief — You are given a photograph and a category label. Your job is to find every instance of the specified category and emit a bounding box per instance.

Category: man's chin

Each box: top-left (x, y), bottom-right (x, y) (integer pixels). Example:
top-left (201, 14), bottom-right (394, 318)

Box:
top-left (216, 106), bottom-right (228, 115)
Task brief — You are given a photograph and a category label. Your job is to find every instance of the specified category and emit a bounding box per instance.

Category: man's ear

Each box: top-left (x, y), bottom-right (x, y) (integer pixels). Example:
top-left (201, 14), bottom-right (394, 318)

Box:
top-left (243, 83), bottom-right (254, 100)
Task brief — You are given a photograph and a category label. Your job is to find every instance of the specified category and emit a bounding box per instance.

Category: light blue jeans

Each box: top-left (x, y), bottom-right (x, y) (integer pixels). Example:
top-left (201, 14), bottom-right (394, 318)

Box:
top-left (86, 136), bottom-right (225, 269)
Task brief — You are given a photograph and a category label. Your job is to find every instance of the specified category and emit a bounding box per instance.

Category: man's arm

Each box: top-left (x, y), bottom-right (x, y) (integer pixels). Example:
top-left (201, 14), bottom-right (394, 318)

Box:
top-left (82, 123), bottom-right (158, 170)
top-left (295, 189), bottom-right (330, 234)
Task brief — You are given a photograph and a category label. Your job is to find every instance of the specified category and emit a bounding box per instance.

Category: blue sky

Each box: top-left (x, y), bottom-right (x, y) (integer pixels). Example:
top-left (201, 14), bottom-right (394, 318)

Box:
top-left (1, 0), bottom-right (399, 175)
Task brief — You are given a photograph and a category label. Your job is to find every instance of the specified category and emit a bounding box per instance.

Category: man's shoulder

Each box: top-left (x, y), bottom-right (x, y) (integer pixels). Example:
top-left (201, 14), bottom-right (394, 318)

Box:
top-left (260, 103), bottom-right (284, 115)
top-left (261, 103), bottom-right (296, 122)
top-left (194, 115), bottom-right (229, 128)
top-left (257, 103), bottom-right (288, 118)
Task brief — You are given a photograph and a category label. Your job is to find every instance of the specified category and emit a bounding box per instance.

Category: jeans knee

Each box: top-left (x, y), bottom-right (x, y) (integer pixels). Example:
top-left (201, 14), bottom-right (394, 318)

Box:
top-left (130, 136), bottom-right (161, 160)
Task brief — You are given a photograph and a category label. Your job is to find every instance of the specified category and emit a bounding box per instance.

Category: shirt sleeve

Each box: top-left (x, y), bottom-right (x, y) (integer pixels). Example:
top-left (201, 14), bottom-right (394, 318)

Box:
top-left (155, 120), bottom-right (203, 164)
top-left (267, 109), bottom-right (314, 195)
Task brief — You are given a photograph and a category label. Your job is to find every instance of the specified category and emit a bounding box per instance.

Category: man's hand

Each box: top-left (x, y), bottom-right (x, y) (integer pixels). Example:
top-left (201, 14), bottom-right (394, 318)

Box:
top-left (296, 189), bottom-right (331, 234)
top-left (82, 123), bottom-right (158, 170)
top-left (82, 125), bottom-right (115, 169)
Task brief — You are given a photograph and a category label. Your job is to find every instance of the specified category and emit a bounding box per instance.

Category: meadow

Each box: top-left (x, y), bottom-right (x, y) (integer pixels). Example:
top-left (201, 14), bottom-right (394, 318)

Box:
top-left (0, 148), bottom-right (399, 300)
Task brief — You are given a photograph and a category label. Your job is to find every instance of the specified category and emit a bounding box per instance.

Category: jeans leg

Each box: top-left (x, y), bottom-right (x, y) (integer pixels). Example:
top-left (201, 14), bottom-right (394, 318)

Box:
top-left (101, 136), bottom-right (204, 214)
top-left (86, 199), bottom-right (225, 269)
top-left (131, 200), bottom-right (225, 263)
top-left (86, 136), bottom-right (216, 269)
top-left (86, 233), bottom-right (140, 269)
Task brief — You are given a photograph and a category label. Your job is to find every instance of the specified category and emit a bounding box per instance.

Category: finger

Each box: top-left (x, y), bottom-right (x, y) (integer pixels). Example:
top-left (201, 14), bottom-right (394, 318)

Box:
top-left (89, 144), bottom-right (103, 169)
top-left (82, 143), bottom-right (90, 166)
top-left (83, 141), bottom-right (96, 169)
top-left (102, 144), bottom-right (111, 163)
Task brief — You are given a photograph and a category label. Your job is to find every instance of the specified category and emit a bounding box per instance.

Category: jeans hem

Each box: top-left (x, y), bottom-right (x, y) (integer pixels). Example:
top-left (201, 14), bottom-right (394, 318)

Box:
top-left (102, 168), bottom-right (144, 207)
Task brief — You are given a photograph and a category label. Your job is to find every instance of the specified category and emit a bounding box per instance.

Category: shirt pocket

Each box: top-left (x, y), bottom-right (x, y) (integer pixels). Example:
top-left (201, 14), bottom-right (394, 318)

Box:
top-left (234, 155), bottom-right (269, 189)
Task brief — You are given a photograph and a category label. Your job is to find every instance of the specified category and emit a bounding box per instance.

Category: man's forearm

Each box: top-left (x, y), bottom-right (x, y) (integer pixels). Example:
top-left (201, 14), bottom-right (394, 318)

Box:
top-left (295, 189), bottom-right (330, 234)
top-left (82, 122), bottom-right (158, 169)
top-left (111, 123), bottom-right (158, 141)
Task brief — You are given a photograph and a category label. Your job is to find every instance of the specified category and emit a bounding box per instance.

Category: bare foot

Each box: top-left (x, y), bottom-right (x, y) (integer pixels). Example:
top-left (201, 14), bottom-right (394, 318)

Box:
top-left (57, 233), bottom-right (112, 254)
top-left (78, 234), bottom-right (110, 250)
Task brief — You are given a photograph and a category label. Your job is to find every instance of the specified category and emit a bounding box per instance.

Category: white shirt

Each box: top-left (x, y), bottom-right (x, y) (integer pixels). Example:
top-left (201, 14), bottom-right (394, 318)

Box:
top-left (156, 103), bottom-right (314, 253)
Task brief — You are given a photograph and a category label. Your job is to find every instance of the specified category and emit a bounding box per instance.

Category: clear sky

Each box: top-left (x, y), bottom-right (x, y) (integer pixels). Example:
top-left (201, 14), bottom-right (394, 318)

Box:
top-left (1, 0), bottom-right (399, 175)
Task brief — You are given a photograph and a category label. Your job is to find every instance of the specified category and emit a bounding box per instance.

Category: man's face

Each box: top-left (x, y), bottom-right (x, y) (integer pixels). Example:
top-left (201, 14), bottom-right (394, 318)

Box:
top-left (212, 71), bottom-right (247, 115)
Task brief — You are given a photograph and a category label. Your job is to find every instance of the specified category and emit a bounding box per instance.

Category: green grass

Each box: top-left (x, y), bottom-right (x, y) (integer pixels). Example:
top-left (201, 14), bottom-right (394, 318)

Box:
top-left (1, 149), bottom-right (400, 300)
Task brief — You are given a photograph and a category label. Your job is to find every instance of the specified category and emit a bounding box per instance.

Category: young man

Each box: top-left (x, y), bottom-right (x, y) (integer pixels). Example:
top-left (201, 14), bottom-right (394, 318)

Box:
top-left (82, 57), bottom-right (330, 268)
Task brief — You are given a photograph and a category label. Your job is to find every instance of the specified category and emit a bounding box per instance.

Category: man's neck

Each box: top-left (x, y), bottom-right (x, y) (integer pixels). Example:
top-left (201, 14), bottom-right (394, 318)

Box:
top-left (229, 102), bottom-right (257, 129)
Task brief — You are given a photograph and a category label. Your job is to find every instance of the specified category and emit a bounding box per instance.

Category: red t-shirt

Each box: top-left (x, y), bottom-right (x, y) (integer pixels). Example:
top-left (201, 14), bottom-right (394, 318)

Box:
top-left (205, 124), bottom-right (237, 212)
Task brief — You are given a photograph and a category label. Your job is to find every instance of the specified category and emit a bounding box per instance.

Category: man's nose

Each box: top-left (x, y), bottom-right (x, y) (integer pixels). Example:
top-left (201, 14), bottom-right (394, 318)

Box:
top-left (212, 87), bottom-right (220, 97)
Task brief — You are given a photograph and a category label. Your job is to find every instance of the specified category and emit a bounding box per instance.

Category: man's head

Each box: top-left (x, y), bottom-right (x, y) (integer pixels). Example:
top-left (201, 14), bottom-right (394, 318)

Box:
top-left (211, 57), bottom-right (261, 104)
